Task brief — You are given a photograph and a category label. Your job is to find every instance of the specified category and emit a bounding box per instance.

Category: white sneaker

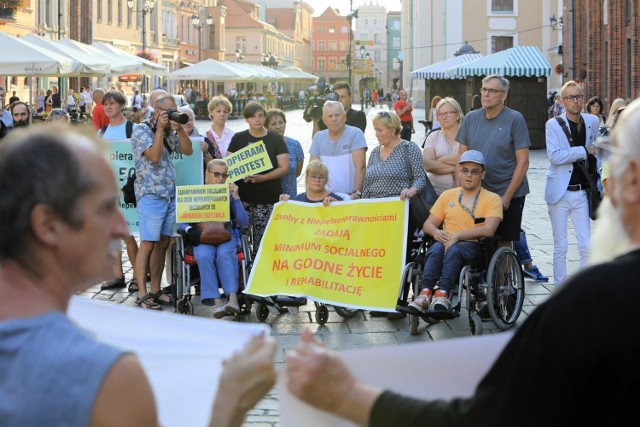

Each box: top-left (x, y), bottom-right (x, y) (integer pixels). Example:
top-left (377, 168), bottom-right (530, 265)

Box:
top-left (408, 294), bottom-right (430, 313)
top-left (431, 295), bottom-right (451, 311)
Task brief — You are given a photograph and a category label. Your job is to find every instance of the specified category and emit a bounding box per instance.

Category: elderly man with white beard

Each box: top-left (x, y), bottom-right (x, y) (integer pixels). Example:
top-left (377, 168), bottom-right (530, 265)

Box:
top-left (284, 99), bottom-right (640, 426)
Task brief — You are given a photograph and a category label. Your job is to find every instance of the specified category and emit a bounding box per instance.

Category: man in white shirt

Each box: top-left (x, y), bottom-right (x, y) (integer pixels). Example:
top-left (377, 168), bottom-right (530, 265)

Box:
top-left (131, 89), bottom-right (142, 112)
top-left (309, 101), bottom-right (367, 199)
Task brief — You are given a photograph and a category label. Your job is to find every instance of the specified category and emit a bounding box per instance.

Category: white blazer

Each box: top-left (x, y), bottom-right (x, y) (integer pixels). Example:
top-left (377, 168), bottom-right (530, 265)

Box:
top-left (544, 112), bottom-right (600, 204)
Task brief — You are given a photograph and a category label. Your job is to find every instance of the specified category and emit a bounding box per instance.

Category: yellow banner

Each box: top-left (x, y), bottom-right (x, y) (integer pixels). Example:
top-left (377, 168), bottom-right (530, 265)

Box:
top-left (176, 185), bottom-right (230, 223)
top-left (224, 140), bottom-right (273, 182)
top-left (246, 198), bottom-right (408, 311)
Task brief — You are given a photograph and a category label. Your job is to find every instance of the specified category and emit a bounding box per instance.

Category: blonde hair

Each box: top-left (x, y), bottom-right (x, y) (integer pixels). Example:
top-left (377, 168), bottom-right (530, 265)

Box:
top-left (208, 95), bottom-right (233, 114)
top-left (430, 96), bottom-right (442, 108)
top-left (372, 111), bottom-right (402, 136)
top-left (305, 160), bottom-right (329, 180)
top-left (560, 80), bottom-right (582, 98)
top-left (435, 97), bottom-right (464, 124)
top-left (606, 98), bottom-right (627, 128)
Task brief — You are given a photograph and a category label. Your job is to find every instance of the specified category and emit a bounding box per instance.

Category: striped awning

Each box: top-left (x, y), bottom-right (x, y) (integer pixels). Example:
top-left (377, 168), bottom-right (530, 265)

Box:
top-left (447, 46), bottom-right (551, 78)
top-left (410, 53), bottom-right (483, 80)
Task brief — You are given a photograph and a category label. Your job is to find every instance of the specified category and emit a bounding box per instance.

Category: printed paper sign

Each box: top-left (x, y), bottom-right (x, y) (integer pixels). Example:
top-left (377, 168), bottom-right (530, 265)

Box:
top-left (108, 139), bottom-right (203, 232)
top-left (246, 198), bottom-right (408, 311)
top-left (176, 185), bottom-right (230, 223)
top-left (224, 140), bottom-right (273, 182)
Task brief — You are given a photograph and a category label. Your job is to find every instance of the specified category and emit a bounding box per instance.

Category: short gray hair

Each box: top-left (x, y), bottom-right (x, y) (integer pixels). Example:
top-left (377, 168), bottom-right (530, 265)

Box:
top-left (482, 75), bottom-right (510, 92)
top-left (178, 105), bottom-right (195, 121)
top-left (323, 100), bottom-right (345, 115)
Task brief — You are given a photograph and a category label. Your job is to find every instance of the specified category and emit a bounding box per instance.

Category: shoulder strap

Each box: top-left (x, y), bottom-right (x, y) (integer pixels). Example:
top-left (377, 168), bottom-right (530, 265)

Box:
top-left (555, 117), bottom-right (574, 146)
top-left (125, 120), bottom-right (134, 138)
top-left (403, 142), bottom-right (413, 182)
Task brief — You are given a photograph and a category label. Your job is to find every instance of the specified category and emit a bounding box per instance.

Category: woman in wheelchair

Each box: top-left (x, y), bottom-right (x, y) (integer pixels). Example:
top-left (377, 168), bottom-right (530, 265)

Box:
top-left (409, 150), bottom-right (503, 312)
top-left (179, 159), bottom-right (249, 318)
top-left (279, 160), bottom-right (343, 204)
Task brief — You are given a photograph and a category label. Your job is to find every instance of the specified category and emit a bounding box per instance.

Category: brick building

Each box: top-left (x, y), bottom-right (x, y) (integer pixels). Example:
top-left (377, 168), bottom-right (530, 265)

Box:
top-left (312, 7), bottom-right (350, 85)
top-left (564, 0), bottom-right (639, 109)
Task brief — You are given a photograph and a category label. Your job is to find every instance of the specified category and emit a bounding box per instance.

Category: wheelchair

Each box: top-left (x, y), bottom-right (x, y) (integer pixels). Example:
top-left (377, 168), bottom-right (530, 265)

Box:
top-left (170, 228), bottom-right (253, 318)
top-left (396, 236), bottom-right (525, 336)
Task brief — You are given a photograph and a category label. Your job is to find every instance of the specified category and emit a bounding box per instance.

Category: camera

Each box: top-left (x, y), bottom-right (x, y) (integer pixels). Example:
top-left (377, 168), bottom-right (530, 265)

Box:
top-left (165, 108), bottom-right (189, 125)
top-left (303, 77), bottom-right (338, 123)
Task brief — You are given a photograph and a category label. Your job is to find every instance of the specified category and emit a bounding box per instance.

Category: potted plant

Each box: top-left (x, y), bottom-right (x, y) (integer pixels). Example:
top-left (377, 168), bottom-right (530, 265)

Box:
top-left (0, 0), bottom-right (23, 17)
top-left (554, 63), bottom-right (564, 75)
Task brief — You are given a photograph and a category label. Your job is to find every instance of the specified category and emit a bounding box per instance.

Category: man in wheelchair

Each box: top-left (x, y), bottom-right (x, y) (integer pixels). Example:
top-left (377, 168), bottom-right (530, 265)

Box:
top-left (409, 150), bottom-right (503, 312)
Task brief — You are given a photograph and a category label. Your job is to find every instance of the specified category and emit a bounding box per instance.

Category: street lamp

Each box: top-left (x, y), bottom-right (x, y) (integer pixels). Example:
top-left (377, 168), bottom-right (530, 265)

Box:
top-left (358, 45), bottom-right (370, 110)
top-left (235, 48), bottom-right (244, 63)
top-left (127, 0), bottom-right (156, 93)
top-left (192, 13), bottom-right (213, 62)
top-left (549, 13), bottom-right (563, 31)
top-left (347, 8), bottom-right (358, 90)
top-left (393, 52), bottom-right (403, 89)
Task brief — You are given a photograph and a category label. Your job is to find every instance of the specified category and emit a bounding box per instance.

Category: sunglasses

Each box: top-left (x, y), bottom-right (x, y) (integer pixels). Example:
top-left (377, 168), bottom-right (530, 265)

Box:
top-left (208, 171), bottom-right (229, 179)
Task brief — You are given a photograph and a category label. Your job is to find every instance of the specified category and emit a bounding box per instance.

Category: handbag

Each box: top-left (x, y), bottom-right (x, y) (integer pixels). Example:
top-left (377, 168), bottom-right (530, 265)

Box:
top-left (404, 143), bottom-right (438, 226)
top-left (554, 117), bottom-right (602, 220)
top-left (197, 222), bottom-right (231, 245)
top-left (121, 169), bottom-right (137, 207)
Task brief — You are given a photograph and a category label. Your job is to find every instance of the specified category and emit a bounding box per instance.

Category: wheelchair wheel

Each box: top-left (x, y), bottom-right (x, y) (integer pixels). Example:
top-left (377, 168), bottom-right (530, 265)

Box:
top-left (256, 303), bottom-right (269, 322)
top-left (469, 313), bottom-right (483, 335)
top-left (177, 297), bottom-right (194, 315)
top-left (334, 306), bottom-right (359, 319)
top-left (486, 247), bottom-right (525, 330)
top-left (315, 304), bottom-right (329, 325)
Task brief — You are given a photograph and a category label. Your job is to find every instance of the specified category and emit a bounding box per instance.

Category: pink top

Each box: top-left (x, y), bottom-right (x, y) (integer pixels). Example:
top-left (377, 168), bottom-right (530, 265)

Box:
top-left (424, 130), bottom-right (459, 195)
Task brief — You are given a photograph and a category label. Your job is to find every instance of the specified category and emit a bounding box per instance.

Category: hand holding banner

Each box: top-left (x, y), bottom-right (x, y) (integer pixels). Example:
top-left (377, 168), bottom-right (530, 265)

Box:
top-left (176, 185), bottom-right (230, 222)
top-left (225, 141), bottom-right (273, 182)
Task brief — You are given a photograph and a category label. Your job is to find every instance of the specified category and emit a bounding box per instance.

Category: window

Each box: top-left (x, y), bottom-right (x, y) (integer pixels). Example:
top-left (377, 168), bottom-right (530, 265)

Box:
top-left (373, 18), bottom-right (377, 25)
top-left (392, 36), bottom-right (400, 48)
top-left (318, 26), bottom-right (324, 33)
top-left (491, 36), bottom-right (513, 52)
top-left (329, 58), bottom-right (337, 67)
top-left (236, 36), bottom-right (246, 56)
top-left (374, 50), bottom-right (381, 61)
top-left (626, 38), bottom-right (631, 98)
top-left (374, 33), bottom-right (381, 44)
top-left (329, 41), bottom-right (337, 51)
top-left (318, 58), bottom-right (326, 71)
top-left (491, 0), bottom-right (513, 12)
top-left (625, 0), bottom-right (631, 25)
top-left (391, 20), bottom-right (400, 30)
top-left (107, 0), bottom-right (112, 23)
top-left (339, 41), bottom-right (346, 51)
top-left (341, 25), bottom-right (347, 33)
top-left (361, 32), bottom-right (369, 40)
top-left (318, 40), bottom-right (325, 51)
top-left (117, 0), bottom-right (122, 26)
top-left (364, 18), bottom-right (368, 25)
top-left (329, 26), bottom-right (335, 33)
top-left (97, 0), bottom-right (102, 21)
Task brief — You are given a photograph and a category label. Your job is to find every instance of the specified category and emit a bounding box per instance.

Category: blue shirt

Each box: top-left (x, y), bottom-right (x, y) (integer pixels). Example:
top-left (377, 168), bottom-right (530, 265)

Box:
top-left (281, 136), bottom-right (304, 198)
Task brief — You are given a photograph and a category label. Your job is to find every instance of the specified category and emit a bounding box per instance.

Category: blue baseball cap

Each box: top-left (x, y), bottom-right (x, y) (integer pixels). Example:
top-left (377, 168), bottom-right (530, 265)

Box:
top-left (459, 150), bottom-right (485, 166)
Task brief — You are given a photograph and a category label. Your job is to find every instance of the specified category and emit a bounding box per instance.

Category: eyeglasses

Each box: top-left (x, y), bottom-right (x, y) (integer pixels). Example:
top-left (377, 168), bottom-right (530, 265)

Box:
top-left (436, 111), bottom-right (458, 119)
top-left (480, 88), bottom-right (505, 95)
top-left (308, 175), bottom-right (328, 181)
top-left (208, 171), bottom-right (229, 179)
top-left (459, 167), bottom-right (483, 176)
top-left (563, 94), bottom-right (584, 102)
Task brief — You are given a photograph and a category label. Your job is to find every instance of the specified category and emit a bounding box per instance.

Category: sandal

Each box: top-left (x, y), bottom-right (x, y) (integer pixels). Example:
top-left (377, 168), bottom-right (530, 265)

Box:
top-left (135, 294), bottom-right (161, 310)
top-left (150, 290), bottom-right (173, 305)
top-left (128, 279), bottom-right (139, 293)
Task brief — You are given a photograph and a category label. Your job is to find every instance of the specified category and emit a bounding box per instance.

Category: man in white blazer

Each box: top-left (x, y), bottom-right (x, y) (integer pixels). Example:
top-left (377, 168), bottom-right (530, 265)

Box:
top-left (544, 80), bottom-right (599, 286)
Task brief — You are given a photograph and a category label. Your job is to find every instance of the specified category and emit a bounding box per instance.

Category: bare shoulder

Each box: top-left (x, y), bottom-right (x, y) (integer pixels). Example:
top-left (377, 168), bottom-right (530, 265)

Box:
top-left (91, 354), bottom-right (158, 427)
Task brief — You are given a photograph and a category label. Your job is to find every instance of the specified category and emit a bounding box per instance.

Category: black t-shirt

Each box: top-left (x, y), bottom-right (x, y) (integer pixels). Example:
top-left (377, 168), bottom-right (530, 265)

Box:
top-left (318, 107), bottom-right (366, 133)
top-left (51, 93), bottom-right (61, 109)
top-left (227, 129), bottom-right (288, 205)
top-left (371, 249), bottom-right (640, 426)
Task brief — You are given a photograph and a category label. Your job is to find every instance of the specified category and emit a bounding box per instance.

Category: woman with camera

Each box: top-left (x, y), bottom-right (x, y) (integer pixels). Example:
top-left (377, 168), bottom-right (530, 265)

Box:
top-left (180, 159), bottom-right (248, 318)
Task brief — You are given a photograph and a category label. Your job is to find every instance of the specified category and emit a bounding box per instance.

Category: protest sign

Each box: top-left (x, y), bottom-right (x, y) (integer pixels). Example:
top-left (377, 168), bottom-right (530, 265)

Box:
top-left (176, 185), bottom-right (230, 222)
top-left (246, 198), bottom-right (408, 311)
top-left (224, 140), bottom-right (273, 182)
top-left (109, 139), bottom-right (203, 232)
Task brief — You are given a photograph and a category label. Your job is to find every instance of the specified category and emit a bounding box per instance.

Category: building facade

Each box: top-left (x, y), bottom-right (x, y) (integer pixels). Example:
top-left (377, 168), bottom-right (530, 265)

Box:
top-left (311, 7), bottom-right (349, 86)
top-left (354, 2), bottom-right (387, 98)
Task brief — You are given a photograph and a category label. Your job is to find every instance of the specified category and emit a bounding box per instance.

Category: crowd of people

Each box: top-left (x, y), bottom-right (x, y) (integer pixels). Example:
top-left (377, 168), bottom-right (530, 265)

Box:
top-left (1, 75), bottom-right (638, 425)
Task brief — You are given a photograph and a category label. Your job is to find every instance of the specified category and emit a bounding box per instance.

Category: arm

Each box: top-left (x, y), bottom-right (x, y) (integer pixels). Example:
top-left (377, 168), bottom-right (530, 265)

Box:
top-left (501, 148), bottom-right (529, 209)
top-left (422, 213), bottom-right (449, 244)
top-left (91, 355), bottom-right (158, 427)
top-left (445, 216), bottom-right (501, 251)
top-left (545, 120), bottom-right (590, 165)
top-left (210, 335), bottom-right (277, 427)
top-left (286, 329), bottom-right (383, 426)
top-left (248, 153), bottom-right (290, 184)
top-left (351, 148), bottom-right (366, 197)
top-left (230, 183), bottom-right (249, 228)
top-left (400, 145), bottom-right (428, 200)
top-left (423, 147), bottom-right (456, 175)
top-left (175, 125), bottom-right (194, 155)
top-left (143, 111), bottom-right (170, 164)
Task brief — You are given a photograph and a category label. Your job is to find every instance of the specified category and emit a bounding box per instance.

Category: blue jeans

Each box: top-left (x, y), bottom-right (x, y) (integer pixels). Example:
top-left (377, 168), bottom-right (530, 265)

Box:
top-left (421, 241), bottom-right (479, 293)
top-left (514, 229), bottom-right (532, 265)
top-left (193, 237), bottom-right (239, 302)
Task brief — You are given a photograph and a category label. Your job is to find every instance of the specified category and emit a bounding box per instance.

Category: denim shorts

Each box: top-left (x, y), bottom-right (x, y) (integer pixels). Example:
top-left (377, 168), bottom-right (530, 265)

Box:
top-left (137, 194), bottom-right (176, 241)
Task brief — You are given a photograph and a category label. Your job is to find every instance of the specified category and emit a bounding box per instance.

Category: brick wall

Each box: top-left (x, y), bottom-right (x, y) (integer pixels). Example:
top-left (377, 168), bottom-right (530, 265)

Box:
top-left (568, 0), bottom-right (638, 110)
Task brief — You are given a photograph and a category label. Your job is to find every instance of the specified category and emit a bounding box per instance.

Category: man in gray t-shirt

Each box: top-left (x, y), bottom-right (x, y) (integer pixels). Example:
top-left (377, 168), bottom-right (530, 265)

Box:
top-left (456, 75), bottom-right (530, 241)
